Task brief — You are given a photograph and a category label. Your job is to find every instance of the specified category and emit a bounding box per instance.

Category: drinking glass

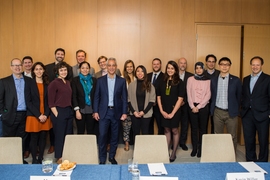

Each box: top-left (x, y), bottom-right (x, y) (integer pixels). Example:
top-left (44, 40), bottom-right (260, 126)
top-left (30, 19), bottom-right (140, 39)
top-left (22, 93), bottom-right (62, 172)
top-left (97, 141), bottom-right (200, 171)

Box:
top-left (42, 158), bottom-right (53, 173)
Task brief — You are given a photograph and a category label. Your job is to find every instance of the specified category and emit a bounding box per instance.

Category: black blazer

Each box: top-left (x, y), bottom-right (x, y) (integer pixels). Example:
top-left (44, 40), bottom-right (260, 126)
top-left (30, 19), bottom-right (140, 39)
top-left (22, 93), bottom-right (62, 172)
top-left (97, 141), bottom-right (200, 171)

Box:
top-left (45, 62), bottom-right (73, 82)
top-left (0, 74), bottom-right (32, 126)
top-left (25, 79), bottom-right (50, 118)
top-left (147, 72), bottom-right (164, 89)
top-left (71, 76), bottom-right (97, 110)
top-left (182, 71), bottom-right (193, 104)
top-left (241, 72), bottom-right (270, 121)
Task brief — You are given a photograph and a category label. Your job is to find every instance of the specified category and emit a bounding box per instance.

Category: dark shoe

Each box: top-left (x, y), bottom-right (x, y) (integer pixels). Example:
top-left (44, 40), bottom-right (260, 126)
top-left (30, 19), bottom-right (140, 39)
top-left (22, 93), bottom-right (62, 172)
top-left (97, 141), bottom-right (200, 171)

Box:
top-left (169, 156), bottom-right (176, 163)
top-left (190, 150), bottom-right (197, 157)
top-left (32, 159), bottom-right (39, 164)
top-left (197, 150), bottom-right (201, 158)
top-left (23, 151), bottom-right (30, 158)
top-left (23, 160), bottom-right (28, 164)
top-left (108, 158), bottom-right (118, 164)
top-left (99, 162), bottom-right (105, 165)
top-left (47, 146), bottom-right (54, 154)
top-left (180, 144), bottom-right (188, 151)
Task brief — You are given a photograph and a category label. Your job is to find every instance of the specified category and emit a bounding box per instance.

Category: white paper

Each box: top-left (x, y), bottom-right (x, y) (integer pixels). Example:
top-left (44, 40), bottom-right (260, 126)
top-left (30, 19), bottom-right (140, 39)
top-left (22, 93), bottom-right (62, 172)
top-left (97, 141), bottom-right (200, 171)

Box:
top-left (140, 176), bottom-right (178, 180)
top-left (30, 176), bottom-right (70, 180)
top-left (53, 169), bottom-right (73, 177)
top-left (239, 162), bottom-right (268, 174)
top-left (226, 172), bottom-right (264, 180)
top-left (147, 163), bottom-right (168, 176)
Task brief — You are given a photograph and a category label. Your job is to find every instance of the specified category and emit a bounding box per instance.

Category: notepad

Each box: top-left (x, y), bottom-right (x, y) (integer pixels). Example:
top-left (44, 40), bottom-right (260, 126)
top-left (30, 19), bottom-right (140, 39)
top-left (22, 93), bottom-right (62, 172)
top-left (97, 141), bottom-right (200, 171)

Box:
top-left (147, 163), bottom-right (168, 176)
top-left (239, 162), bottom-right (268, 174)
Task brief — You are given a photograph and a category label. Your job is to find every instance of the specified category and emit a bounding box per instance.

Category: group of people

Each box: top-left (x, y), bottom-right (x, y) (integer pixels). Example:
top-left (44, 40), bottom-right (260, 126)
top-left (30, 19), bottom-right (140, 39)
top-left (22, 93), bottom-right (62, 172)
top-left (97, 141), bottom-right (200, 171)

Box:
top-left (0, 48), bottom-right (269, 165)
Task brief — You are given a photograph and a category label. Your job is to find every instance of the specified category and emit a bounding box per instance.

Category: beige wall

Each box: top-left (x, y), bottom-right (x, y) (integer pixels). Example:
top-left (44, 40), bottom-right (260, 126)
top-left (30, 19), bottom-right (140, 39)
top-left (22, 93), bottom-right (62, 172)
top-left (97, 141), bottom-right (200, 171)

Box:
top-left (0, 0), bottom-right (270, 77)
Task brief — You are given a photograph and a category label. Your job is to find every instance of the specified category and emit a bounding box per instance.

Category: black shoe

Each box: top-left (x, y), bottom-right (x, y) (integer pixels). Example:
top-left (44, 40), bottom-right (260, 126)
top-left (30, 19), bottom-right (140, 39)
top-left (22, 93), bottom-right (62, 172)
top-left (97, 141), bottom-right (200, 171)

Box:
top-left (23, 160), bottom-right (28, 164)
top-left (99, 162), bottom-right (105, 165)
top-left (180, 144), bottom-right (188, 151)
top-left (197, 150), bottom-right (201, 158)
top-left (190, 150), bottom-right (197, 157)
top-left (169, 156), bottom-right (176, 163)
top-left (108, 158), bottom-right (118, 164)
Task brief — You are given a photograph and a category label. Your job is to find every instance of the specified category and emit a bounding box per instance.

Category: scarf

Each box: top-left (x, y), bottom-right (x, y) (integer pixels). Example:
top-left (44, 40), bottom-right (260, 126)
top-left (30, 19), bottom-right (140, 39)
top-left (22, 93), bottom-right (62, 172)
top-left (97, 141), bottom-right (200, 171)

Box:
top-left (79, 73), bottom-right (93, 106)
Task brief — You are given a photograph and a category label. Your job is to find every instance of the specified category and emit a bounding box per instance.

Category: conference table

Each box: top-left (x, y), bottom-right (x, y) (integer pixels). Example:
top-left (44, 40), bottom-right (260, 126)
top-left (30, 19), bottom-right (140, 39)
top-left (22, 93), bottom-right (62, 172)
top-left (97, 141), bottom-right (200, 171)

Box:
top-left (0, 162), bottom-right (269, 180)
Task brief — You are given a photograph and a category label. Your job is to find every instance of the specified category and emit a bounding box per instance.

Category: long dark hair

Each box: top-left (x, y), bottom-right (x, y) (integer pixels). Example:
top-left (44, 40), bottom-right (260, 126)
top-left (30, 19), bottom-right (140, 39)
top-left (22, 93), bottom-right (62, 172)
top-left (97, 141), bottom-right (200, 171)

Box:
top-left (123, 60), bottom-right (135, 85)
top-left (164, 60), bottom-right (180, 85)
top-left (135, 65), bottom-right (151, 92)
top-left (31, 62), bottom-right (49, 85)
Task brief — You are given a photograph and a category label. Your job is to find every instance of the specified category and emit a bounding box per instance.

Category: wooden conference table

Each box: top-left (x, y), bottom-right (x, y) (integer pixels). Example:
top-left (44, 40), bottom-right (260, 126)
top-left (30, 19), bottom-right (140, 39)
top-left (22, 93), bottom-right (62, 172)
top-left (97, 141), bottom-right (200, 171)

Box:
top-left (0, 162), bottom-right (269, 180)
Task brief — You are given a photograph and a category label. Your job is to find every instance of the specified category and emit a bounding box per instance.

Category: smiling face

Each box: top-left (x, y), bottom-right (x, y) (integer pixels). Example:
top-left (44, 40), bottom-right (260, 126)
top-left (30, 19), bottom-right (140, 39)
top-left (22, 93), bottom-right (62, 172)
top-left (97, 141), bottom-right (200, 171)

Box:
top-left (33, 64), bottom-right (45, 79)
top-left (55, 50), bottom-right (65, 63)
top-left (58, 67), bottom-right (68, 79)
top-left (136, 67), bottom-right (144, 80)
top-left (22, 59), bottom-right (33, 72)
top-left (166, 64), bottom-right (175, 78)
top-left (178, 58), bottom-right (187, 72)
top-left (251, 58), bottom-right (263, 76)
top-left (206, 57), bottom-right (216, 70)
top-left (80, 63), bottom-right (90, 76)
top-left (152, 60), bottom-right (161, 73)
top-left (107, 59), bottom-right (117, 76)
top-left (98, 58), bottom-right (107, 70)
top-left (126, 62), bottom-right (134, 75)
top-left (10, 59), bottom-right (23, 76)
top-left (76, 52), bottom-right (86, 64)
top-left (218, 60), bottom-right (231, 74)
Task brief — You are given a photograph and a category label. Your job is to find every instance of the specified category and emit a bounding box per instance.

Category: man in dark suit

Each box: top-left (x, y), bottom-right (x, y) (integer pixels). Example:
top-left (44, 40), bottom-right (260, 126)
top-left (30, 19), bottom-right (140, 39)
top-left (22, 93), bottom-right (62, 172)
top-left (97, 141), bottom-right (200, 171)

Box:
top-left (210, 57), bottom-right (242, 150)
top-left (95, 55), bottom-right (121, 78)
top-left (147, 58), bottom-right (164, 135)
top-left (93, 57), bottom-right (127, 165)
top-left (204, 54), bottom-right (220, 134)
top-left (0, 58), bottom-right (32, 164)
top-left (178, 57), bottom-right (193, 151)
top-left (241, 56), bottom-right (270, 162)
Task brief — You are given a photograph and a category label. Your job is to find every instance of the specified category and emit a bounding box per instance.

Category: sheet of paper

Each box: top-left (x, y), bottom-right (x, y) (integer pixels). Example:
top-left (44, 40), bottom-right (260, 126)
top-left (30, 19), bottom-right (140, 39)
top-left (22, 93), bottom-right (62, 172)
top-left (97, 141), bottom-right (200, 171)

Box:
top-left (53, 169), bottom-right (73, 177)
top-left (239, 162), bottom-right (268, 174)
top-left (140, 176), bottom-right (178, 180)
top-left (30, 176), bottom-right (70, 180)
top-left (147, 163), bottom-right (168, 176)
top-left (226, 172), bottom-right (265, 180)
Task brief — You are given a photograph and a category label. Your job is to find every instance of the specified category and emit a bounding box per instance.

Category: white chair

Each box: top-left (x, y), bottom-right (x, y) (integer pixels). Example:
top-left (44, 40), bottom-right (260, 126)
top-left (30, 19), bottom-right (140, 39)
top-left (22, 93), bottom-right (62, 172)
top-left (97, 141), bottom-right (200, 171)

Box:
top-left (62, 135), bottom-right (99, 164)
top-left (0, 137), bottom-right (23, 164)
top-left (133, 135), bottom-right (170, 164)
top-left (200, 134), bottom-right (236, 162)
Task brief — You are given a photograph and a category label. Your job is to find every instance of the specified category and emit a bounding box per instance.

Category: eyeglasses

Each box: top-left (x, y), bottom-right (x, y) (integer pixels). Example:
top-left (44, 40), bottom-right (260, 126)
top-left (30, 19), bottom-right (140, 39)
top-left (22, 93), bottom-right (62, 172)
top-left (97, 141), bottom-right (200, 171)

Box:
top-left (219, 63), bottom-right (231, 67)
top-left (99, 61), bottom-right (107, 64)
top-left (11, 64), bottom-right (22, 67)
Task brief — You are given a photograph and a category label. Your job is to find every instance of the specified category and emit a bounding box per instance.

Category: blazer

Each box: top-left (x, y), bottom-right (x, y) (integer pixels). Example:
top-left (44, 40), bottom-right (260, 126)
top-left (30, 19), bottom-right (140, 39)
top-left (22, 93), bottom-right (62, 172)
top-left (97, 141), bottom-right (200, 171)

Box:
top-left (147, 72), bottom-right (164, 89)
top-left (95, 69), bottom-right (121, 79)
top-left (241, 72), bottom-right (270, 121)
top-left (127, 80), bottom-right (156, 118)
top-left (0, 74), bottom-right (32, 126)
top-left (45, 62), bottom-right (73, 82)
top-left (210, 74), bottom-right (242, 117)
top-left (181, 71), bottom-right (193, 104)
top-left (71, 76), bottom-right (97, 110)
top-left (93, 74), bottom-right (128, 120)
top-left (25, 79), bottom-right (50, 118)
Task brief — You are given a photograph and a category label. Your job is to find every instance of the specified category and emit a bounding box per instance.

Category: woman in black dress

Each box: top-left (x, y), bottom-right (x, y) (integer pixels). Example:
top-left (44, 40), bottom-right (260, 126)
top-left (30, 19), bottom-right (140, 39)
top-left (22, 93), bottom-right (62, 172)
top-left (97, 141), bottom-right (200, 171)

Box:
top-left (157, 60), bottom-right (185, 162)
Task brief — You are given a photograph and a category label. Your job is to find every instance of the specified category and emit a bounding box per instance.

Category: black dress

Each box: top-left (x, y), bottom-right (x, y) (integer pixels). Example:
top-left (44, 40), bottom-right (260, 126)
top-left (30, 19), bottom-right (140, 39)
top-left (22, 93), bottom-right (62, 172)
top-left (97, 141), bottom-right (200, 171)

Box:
top-left (156, 80), bottom-right (185, 128)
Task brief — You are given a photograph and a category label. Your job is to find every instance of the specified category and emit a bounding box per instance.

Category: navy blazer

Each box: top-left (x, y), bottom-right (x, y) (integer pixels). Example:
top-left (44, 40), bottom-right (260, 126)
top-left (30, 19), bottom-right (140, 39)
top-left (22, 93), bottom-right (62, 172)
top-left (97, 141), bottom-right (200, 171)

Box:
top-left (93, 74), bottom-right (128, 120)
top-left (0, 74), bottom-right (32, 126)
top-left (210, 74), bottom-right (242, 117)
top-left (241, 72), bottom-right (270, 121)
top-left (25, 79), bottom-right (50, 118)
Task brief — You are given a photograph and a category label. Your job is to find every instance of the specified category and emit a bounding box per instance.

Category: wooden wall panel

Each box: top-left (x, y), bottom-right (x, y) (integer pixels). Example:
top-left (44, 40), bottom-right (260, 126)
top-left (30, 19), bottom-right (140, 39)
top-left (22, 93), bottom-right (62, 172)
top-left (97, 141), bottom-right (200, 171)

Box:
top-left (140, 0), bottom-right (182, 72)
top-left (195, 0), bottom-right (241, 23)
top-left (0, 0), bottom-right (13, 77)
top-left (54, 0), bottom-right (98, 68)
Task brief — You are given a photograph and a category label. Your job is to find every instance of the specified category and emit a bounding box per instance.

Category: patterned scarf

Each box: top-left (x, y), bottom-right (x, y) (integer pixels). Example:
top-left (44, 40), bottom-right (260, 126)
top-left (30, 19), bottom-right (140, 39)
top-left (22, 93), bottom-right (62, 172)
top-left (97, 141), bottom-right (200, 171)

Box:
top-left (79, 73), bottom-right (93, 106)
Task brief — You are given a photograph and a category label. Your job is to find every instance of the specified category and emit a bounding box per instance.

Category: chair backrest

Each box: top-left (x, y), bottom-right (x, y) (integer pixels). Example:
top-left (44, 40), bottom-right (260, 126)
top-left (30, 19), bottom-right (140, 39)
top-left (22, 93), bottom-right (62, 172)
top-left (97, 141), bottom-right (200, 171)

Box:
top-left (0, 137), bottom-right (23, 164)
top-left (133, 135), bottom-right (169, 164)
top-left (200, 134), bottom-right (236, 162)
top-left (62, 135), bottom-right (99, 164)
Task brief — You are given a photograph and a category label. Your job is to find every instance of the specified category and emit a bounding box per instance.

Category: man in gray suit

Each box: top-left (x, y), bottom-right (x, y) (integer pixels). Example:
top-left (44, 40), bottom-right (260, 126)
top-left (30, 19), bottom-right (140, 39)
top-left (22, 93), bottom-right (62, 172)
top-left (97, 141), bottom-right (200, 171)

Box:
top-left (72, 49), bottom-right (95, 77)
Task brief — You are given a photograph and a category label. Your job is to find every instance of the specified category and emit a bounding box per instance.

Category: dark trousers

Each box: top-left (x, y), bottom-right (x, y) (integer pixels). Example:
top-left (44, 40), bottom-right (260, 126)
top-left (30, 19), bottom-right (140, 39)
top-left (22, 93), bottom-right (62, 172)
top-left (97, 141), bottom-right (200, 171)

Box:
top-left (30, 131), bottom-right (47, 162)
top-left (149, 105), bottom-right (164, 135)
top-left (242, 109), bottom-right (269, 162)
top-left (189, 105), bottom-right (209, 151)
top-left (2, 111), bottom-right (27, 159)
top-left (50, 107), bottom-right (73, 159)
top-left (49, 128), bottom-right (55, 146)
top-left (98, 108), bottom-right (119, 162)
top-left (76, 113), bottom-right (98, 135)
top-left (131, 115), bottom-right (151, 143)
top-left (179, 104), bottom-right (190, 145)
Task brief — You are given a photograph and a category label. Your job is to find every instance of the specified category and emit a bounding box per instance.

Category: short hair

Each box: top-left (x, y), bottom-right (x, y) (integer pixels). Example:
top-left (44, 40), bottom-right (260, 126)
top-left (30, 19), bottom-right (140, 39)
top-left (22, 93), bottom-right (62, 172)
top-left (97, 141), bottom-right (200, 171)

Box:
top-left (107, 57), bottom-right (117, 66)
top-left (97, 55), bottom-right (107, 63)
top-left (76, 49), bottom-right (86, 57)
top-left (55, 48), bottom-right (65, 55)
top-left (205, 54), bottom-right (217, 62)
top-left (22, 56), bottom-right (33, 63)
top-left (11, 58), bottom-right (21, 65)
top-left (79, 61), bottom-right (91, 69)
top-left (54, 61), bottom-right (69, 77)
top-left (250, 56), bottom-right (264, 65)
top-left (152, 58), bottom-right (162, 64)
top-left (218, 57), bottom-right (232, 65)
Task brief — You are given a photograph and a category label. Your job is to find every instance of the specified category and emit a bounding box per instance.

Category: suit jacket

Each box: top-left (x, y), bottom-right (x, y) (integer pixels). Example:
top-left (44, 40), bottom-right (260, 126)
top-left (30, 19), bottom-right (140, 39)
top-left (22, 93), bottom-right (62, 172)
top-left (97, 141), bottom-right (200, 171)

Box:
top-left (210, 74), bottom-right (242, 117)
top-left (45, 62), bottom-right (73, 82)
top-left (25, 79), bottom-right (50, 118)
top-left (93, 74), bottom-right (127, 120)
top-left (147, 72), bottom-right (164, 89)
top-left (181, 71), bottom-right (193, 104)
top-left (95, 69), bottom-right (121, 79)
top-left (72, 64), bottom-right (95, 77)
top-left (241, 72), bottom-right (270, 121)
top-left (0, 74), bottom-right (32, 126)
top-left (71, 76), bottom-right (97, 109)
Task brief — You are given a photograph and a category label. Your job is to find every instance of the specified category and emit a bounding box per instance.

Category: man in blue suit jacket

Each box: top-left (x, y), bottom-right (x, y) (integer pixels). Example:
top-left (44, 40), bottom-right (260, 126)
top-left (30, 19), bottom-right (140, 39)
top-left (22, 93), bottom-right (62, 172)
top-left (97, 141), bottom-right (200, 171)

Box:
top-left (210, 57), bottom-right (242, 150)
top-left (241, 56), bottom-right (270, 162)
top-left (93, 57), bottom-right (128, 165)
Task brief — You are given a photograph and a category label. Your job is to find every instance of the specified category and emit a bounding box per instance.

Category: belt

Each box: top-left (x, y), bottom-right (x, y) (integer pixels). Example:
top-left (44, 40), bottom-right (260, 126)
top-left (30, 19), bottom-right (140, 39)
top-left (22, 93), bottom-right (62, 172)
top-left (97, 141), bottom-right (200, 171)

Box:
top-left (215, 106), bottom-right (228, 111)
top-left (108, 106), bottom-right (114, 109)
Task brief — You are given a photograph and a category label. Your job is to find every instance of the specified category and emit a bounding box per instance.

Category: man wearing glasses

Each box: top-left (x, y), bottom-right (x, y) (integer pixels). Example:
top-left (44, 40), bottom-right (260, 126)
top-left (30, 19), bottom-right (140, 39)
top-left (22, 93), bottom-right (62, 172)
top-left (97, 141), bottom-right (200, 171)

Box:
top-left (0, 58), bottom-right (32, 164)
top-left (210, 57), bottom-right (242, 151)
top-left (95, 56), bottom-right (121, 78)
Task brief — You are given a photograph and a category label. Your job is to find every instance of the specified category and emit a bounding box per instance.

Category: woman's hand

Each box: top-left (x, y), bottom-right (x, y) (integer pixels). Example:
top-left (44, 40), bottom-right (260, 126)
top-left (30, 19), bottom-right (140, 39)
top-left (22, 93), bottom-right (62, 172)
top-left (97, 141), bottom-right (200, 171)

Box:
top-left (76, 110), bottom-right (82, 120)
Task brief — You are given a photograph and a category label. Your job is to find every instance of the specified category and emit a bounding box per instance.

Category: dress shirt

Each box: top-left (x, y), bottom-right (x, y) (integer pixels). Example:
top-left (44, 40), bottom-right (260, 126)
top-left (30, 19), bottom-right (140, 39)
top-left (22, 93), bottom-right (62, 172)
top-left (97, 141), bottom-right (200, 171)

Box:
top-left (216, 74), bottom-right (229, 109)
top-left (107, 74), bottom-right (116, 106)
top-left (179, 71), bottom-right (185, 81)
top-left (250, 71), bottom-right (262, 93)
top-left (102, 69), bottom-right (108, 76)
top-left (13, 74), bottom-right (26, 111)
top-left (24, 72), bottom-right (32, 78)
top-left (151, 71), bottom-right (161, 83)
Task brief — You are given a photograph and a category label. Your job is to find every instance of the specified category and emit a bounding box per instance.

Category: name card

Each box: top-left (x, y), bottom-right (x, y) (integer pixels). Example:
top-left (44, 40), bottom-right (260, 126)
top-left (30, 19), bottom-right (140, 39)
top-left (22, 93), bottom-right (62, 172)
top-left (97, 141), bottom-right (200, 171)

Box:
top-left (30, 176), bottom-right (70, 180)
top-left (226, 172), bottom-right (264, 180)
